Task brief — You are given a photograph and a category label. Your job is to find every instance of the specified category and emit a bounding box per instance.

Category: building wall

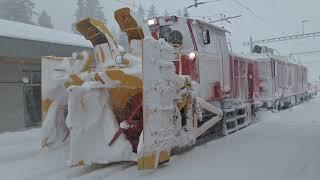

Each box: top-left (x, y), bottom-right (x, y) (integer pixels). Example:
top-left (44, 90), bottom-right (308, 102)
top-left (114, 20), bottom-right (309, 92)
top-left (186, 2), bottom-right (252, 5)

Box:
top-left (0, 36), bottom-right (91, 59)
top-left (0, 82), bottom-right (24, 132)
top-left (0, 62), bottom-right (36, 132)
top-left (0, 37), bottom-right (92, 133)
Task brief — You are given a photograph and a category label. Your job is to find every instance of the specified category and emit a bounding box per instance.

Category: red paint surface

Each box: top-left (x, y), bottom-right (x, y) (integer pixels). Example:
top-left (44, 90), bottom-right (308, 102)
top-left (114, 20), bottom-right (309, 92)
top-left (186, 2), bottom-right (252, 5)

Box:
top-left (173, 55), bottom-right (200, 82)
top-left (248, 61), bottom-right (259, 101)
top-left (110, 94), bottom-right (143, 153)
top-left (230, 55), bottom-right (259, 102)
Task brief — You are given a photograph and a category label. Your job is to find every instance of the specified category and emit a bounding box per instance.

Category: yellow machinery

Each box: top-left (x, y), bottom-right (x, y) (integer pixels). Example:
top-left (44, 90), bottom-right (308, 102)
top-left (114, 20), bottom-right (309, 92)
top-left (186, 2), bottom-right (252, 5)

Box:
top-left (41, 7), bottom-right (223, 170)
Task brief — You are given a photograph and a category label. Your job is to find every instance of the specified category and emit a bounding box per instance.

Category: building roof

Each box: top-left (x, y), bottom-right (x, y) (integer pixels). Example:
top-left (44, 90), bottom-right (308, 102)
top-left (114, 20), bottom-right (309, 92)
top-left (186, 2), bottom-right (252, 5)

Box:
top-left (0, 19), bottom-right (92, 48)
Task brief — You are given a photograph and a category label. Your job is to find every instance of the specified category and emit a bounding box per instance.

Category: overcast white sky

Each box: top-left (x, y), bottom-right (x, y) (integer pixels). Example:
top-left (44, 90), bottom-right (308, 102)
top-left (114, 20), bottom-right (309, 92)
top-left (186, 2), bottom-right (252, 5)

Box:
top-left (31, 0), bottom-right (320, 80)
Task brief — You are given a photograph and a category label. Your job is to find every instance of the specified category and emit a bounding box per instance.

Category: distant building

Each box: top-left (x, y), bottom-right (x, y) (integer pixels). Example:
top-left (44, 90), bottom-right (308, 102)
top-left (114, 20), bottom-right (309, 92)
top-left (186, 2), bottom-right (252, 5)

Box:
top-left (0, 19), bottom-right (92, 132)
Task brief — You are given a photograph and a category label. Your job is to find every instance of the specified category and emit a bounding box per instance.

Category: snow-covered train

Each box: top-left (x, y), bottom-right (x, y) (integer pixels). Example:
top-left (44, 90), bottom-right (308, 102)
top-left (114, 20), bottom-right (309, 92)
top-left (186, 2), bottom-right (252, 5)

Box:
top-left (248, 52), bottom-right (309, 109)
top-left (146, 15), bottom-right (312, 133)
top-left (148, 15), bottom-right (311, 109)
top-left (40, 8), bottom-right (314, 170)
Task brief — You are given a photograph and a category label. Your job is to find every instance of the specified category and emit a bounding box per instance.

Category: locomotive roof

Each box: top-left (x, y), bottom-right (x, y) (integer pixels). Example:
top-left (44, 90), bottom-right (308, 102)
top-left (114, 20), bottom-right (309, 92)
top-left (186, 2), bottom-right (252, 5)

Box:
top-left (158, 16), bottom-right (231, 33)
top-left (245, 52), bottom-right (306, 67)
top-left (193, 18), bottom-right (231, 33)
top-left (245, 52), bottom-right (286, 60)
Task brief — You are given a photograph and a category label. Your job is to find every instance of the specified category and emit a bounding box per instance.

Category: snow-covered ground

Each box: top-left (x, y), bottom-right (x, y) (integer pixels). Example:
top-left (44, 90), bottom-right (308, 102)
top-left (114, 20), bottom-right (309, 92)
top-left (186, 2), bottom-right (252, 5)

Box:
top-left (1, 96), bottom-right (320, 180)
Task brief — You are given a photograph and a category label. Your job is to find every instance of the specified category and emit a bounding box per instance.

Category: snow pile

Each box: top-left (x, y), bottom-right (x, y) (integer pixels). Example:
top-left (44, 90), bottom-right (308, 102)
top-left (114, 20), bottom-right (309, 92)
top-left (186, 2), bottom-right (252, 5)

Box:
top-left (66, 82), bottom-right (136, 165)
top-left (42, 44), bottom-right (144, 165)
top-left (41, 57), bottom-right (71, 147)
top-left (141, 37), bottom-right (197, 160)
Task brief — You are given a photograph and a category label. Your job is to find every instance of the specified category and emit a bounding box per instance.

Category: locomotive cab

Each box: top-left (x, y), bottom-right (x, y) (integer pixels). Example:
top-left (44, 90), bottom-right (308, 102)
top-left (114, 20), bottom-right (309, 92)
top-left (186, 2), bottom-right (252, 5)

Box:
top-left (148, 16), bottom-right (232, 101)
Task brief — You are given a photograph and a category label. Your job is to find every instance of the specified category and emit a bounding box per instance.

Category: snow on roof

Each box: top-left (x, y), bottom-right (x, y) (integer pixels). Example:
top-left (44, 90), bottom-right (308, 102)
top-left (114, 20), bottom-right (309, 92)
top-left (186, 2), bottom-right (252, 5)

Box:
top-left (243, 52), bottom-right (285, 60)
top-left (195, 19), bottom-right (231, 33)
top-left (157, 16), bottom-right (231, 33)
top-left (0, 19), bottom-right (93, 48)
top-left (243, 53), bottom-right (306, 67)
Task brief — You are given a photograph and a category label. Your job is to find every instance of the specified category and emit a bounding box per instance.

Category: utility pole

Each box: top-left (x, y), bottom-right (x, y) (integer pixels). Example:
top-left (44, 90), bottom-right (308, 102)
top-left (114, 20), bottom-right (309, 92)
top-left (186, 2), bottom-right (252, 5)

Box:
top-left (173, 0), bottom-right (222, 14)
top-left (302, 20), bottom-right (310, 34)
top-left (249, 36), bottom-right (253, 53)
top-left (220, 13), bottom-right (224, 26)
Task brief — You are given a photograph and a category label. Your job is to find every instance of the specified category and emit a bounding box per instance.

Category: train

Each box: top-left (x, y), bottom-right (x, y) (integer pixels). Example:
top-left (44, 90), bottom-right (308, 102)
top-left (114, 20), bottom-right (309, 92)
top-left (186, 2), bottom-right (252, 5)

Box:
top-left (147, 14), bottom-right (313, 133)
top-left (41, 8), bottom-right (316, 170)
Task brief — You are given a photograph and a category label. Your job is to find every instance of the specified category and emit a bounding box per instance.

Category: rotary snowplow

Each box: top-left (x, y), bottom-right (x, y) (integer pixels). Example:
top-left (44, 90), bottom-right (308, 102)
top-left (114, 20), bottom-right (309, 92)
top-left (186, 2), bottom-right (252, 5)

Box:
top-left (40, 7), bottom-right (241, 170)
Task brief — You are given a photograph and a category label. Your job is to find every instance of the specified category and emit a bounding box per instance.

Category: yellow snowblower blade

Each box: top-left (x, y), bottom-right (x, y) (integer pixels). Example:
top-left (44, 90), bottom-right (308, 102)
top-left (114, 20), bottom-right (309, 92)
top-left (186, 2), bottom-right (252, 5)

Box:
top-left (105, 69), bottom-right (143, 114)
top-left (115, 7), bottom-right (173, 170)
top-left (114, 7), bottom-right (144, 41)
top-left (76, 16), bottom-right (143, 133)
top-left (76, 18), bottom-right (118, 47)
top-left (42, 7), bottom-right (191, 170)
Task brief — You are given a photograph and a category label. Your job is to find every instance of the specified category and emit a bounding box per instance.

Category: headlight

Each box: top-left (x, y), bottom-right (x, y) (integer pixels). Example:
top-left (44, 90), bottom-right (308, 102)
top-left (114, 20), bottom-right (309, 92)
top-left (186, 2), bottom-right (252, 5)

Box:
top-left (147, 19), bottom-right (156, 26)
top-left (189, 52), bottom-right (196, 60)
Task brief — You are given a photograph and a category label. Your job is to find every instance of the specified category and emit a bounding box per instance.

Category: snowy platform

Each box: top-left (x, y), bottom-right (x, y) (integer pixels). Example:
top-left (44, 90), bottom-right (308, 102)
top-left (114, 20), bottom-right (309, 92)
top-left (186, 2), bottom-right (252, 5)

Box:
top-left (0, 97), bottom-right (320, 180)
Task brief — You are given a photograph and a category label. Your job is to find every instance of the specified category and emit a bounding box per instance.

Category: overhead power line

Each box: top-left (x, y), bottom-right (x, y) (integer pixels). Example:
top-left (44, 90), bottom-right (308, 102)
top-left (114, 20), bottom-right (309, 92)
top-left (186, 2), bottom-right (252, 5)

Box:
top-left (230, 0), bottom-right (283, 33)
top-left (231, 0), bottom-right (257, 16)
top-left (191, 0), bottom-right (224, 8)
top-left (172, 0), bottom-right (223, 14)
top-left (210, 14), bottom-right (242, 24)
top-left (243, 31), bottom-right (320, 46)
top-left (269, 0), bottom-right (297, 30)
top-left (285, 50), bottom-right (320, 63)
top-left (289, 50), bottom-right (320, 56)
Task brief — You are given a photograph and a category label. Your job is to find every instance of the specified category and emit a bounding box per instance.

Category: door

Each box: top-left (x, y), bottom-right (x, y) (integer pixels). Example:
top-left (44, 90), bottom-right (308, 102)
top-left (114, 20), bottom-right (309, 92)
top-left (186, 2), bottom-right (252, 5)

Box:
top-left (22, 70), bottom-right (41, 127)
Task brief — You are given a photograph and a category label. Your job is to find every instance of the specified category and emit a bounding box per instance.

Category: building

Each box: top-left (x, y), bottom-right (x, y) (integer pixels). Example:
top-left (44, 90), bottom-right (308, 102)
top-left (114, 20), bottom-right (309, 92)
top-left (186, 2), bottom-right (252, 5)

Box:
top-left (0, 19), bottom-right (92, 132)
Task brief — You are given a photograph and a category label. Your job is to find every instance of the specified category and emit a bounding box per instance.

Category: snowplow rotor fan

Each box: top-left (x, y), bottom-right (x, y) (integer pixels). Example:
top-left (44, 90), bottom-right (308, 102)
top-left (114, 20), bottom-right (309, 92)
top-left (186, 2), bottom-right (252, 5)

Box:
top-left (114, 8), bottom-right (144, 41)
top-left (106, 69), bottom-right (143, 113)
top-left (76, 18), bottom-right (118, 47)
